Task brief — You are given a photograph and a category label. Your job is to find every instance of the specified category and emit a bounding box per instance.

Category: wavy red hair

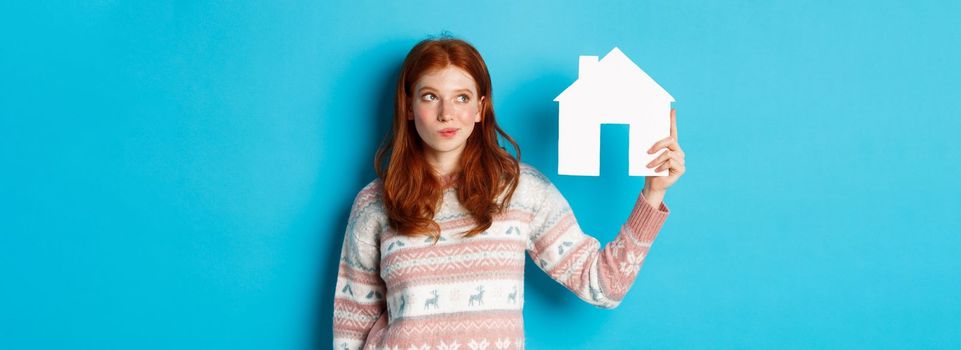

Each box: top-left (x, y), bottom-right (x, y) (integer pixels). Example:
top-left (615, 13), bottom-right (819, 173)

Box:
top-left (374, 37), bottom-right (521, 242)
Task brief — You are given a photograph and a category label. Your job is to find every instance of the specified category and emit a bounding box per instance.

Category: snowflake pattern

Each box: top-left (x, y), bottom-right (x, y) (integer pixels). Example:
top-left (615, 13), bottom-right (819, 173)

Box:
top-left (467, 339), bottom-right (490, 350)
top-left (618, 251), bottom-right (644, 275)
top-left (407, 343), bottom-right (430, 350)
top-left (609, 239), bottom-right (625, 258)
top-left (438, 340), bottom-right (461, 350)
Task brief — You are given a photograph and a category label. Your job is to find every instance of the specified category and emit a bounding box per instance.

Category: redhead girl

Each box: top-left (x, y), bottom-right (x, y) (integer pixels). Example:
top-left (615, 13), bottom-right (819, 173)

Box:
top-left (333, 37), bottom-right (685, 350)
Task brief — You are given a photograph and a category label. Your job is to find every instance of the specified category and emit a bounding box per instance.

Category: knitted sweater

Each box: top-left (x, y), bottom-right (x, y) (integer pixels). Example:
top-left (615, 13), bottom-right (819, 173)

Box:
top-left (333, 164), bottom-right (670, 350)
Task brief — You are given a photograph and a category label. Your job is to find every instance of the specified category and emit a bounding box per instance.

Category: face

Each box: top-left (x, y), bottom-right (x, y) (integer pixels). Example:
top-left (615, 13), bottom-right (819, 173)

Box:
top-left (408, 65), bottom-right (485, 164)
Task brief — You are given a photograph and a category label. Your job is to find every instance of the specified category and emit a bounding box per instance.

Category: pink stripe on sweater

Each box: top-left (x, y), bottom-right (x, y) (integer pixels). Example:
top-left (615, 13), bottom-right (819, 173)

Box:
top-left (386, 264), bottom-right (525, 291)
top-left (387, 310), bottom-right (524, 337)
top-left (382, 239), bottom-right (525, 273)
top-left (337, 263), bottom-right (382, 285)
top-left (532, 212), bottom-right (576, 255)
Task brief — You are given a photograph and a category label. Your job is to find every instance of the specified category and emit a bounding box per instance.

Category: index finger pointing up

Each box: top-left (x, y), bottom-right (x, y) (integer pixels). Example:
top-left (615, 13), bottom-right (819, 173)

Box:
top-left (670, 108), bottom-right (678, 141)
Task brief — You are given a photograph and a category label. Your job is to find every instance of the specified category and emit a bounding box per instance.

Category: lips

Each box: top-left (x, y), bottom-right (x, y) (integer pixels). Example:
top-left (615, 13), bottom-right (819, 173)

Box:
top-left (438, 128), bottom-right (459, 137)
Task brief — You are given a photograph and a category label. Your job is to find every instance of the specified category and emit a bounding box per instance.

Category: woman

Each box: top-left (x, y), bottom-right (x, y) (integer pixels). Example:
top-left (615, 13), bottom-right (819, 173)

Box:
top-left (333, 37), bottom-right (685, 350)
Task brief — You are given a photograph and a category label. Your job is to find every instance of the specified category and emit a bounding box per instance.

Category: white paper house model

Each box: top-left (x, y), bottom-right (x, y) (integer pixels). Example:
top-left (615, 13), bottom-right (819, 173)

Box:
top-left (554, 47), bottom-right (675, 176)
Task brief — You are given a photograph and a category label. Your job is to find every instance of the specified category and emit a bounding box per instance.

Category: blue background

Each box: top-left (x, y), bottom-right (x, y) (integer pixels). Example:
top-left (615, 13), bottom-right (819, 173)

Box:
top-left (2, 0), bottom-right (959, 349)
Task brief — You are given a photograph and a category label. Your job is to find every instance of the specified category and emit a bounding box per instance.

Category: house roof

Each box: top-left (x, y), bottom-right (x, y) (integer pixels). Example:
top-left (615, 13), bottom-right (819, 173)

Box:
top-left (554, 47), bottom-right (675, 103)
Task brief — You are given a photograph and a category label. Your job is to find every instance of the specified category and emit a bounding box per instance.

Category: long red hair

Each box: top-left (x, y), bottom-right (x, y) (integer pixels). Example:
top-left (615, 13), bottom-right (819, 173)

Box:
top-left (374, 37), bottom-right (521, 242)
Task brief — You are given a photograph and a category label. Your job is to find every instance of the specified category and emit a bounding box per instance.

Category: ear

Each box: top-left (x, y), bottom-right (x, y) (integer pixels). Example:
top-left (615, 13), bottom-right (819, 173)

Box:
top-left (474, 96), bottom-right (485, 123)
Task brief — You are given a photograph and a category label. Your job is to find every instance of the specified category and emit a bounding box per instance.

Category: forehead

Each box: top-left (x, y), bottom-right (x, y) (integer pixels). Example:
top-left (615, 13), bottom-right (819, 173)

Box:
top-left (413, 66), bottom-right (479, 92)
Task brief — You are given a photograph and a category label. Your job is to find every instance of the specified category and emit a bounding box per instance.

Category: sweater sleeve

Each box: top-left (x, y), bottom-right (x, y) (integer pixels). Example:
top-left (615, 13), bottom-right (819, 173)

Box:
top-left (333, 184), bottom-right (388, 350)
top-left (526, 179), bottom-right (670, 309)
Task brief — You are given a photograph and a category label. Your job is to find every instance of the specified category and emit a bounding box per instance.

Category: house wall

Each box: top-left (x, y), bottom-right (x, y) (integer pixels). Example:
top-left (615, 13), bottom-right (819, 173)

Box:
top-left (628, 103), bottom-right (672, 176)
top-left (558, 103), bottom-right (602, 176)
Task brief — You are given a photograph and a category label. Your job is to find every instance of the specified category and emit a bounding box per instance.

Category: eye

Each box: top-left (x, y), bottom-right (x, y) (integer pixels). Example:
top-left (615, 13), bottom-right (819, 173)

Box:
top-left (421, 93), bottom-right (437, 101)
top-left (456, 94), bottom-right (470, 103)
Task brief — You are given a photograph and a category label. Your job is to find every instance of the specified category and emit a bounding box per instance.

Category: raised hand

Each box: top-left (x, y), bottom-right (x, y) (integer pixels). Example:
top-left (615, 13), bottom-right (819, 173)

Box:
top-left (642, 108), bottom-right (685, 205)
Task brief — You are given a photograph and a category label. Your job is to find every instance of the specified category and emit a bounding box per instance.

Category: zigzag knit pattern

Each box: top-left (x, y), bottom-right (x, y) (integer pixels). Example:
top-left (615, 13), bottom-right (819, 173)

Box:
top-left (333, 164), bottom-right (669, 350)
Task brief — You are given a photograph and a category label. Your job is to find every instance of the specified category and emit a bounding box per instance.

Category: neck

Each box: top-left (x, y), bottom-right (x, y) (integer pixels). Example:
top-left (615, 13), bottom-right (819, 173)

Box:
top-left (424, 149), bottom-right (463, 176)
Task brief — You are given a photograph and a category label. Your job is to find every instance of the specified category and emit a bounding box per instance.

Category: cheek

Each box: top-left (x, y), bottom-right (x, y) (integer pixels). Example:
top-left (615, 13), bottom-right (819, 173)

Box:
top-left (458, 104), bottom-right (479, 120)
top-left (409, 105), bottom-right (433, 137)
top-left (411, 104), bottom-right (434, 121)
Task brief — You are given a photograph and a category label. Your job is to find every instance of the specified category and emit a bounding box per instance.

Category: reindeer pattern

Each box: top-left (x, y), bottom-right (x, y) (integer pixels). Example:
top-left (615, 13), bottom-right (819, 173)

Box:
top-left (379, 221), bottom-right (532, 320)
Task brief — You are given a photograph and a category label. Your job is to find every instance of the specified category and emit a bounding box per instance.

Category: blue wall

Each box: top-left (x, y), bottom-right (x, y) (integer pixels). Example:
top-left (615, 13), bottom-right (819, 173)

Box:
top-left (2, 1), bottom-right (959, 348)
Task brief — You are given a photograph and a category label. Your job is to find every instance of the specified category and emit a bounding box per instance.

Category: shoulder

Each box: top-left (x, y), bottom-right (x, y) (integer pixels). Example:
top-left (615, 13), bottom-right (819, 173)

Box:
top-left (511, 162), bottom-right (556, 206)
top-left (518, 162), bottom-right (553, 189)
top-left (351, 178), bottom-right (385, 211)
top-left (346, 178), bottom-right (387, 243)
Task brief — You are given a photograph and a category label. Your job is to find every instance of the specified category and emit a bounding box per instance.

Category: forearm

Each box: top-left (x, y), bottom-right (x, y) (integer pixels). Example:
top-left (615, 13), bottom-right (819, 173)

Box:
top-left (641, 188), bottom-right (666, 208)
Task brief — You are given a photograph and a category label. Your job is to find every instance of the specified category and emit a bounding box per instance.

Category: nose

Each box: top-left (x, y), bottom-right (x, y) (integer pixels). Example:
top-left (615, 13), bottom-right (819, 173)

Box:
top-left (437, 100), bottom-right (452, 122)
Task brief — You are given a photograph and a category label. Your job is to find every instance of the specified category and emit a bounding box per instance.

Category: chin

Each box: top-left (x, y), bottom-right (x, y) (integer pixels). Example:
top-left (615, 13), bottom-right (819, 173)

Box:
top-left (428, 141), bottom-right (466, 153)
